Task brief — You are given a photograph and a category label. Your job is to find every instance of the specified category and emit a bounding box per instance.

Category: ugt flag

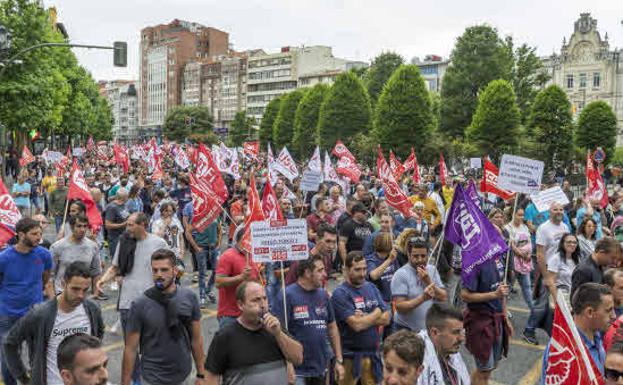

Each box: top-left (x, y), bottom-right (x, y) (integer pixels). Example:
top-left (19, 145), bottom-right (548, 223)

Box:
top-left (444, 184), bottom-right (508, 284)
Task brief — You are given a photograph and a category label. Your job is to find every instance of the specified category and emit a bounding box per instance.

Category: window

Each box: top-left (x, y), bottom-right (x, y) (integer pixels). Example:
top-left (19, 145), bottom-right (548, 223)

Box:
top-left (579, 73), bottom-right (587, 88)
top-left (566, 74), bottom-right (574, 89)
top-left (593, 72), bottom-right (600, 88)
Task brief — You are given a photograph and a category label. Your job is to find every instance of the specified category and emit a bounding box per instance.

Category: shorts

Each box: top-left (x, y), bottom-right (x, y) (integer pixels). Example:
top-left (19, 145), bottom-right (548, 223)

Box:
top-left (474, 333), bottom-right (504, 371)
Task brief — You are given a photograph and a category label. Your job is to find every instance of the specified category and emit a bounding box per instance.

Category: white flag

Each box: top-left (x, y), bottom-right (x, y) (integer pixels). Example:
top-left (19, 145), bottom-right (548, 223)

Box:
top-left (273, 147), bottom-right (299, 182)
top-left (267, 143), bottom-right (279, 186)
top-left (323, 151), bottom-right (339, 182)
top-left (308, 146), bottom-right (322, 173)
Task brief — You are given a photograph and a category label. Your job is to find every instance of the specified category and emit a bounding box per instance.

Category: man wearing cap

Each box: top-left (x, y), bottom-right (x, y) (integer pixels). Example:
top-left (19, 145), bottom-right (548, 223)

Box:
top-left (339, 202), bottom-right (374, 263)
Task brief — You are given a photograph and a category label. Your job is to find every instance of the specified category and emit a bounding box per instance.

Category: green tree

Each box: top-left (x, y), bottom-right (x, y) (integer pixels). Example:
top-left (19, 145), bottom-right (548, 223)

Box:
top-left (163, 105), bottom-right (213, 142)
top-left (576, 100), bottom-right (618, 162)
top-left (373, 65), bottom-right (433, 158)
top-left (510, 41), bottom-right (550, 124)
top-left (259, 96), bottom-right (281, 150)
top-left (228, 110), bottom-right (255, 147)
top-left (364, 52), bottom-right (404, 106)
top-left (440, 25), bottom-right (514, 138)
top-left (91, 96), bottom-right (113, 140)
top-left (293, 83), bottom-right (329, 158)
top-left (272, 89), bottom-right (306, 151)
top-left (317, 72), bottom-right (372, 149)
top-left (466, 79), bottom-right (520, 159)
top-left (430, 92), bottom-right (441, 131)
top-left (529, 85), bottom-right (574, 171)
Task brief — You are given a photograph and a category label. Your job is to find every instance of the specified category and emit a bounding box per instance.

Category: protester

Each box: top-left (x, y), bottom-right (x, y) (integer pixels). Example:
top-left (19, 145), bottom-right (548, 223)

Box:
top-left (571, 236), bottom-right (621, 298)
top-left (606, 339), bottom-right (623, 385)
top-left (576, 198), bottom-right (608, 239)
top-left (381, 330), bottom-right (425, 385)
top-left (12, 170), bottom-right (31, 216)
top-left (577, 217), bottom-right (599, 259)
top-left (104, 187), bottom-right (130, 258)
top-left (545, 233), bottom-right (581, 304)
top-left (366, 232), bottom-right (401, 307)
top-left (408, 184), bottom-right (442, 235)
top-left (285, 224), bottom-right (337, 286)
top-left (331, 251), bottom-right (390, 385)
top-left (416, 303), bottom-right (470, 385)
top-left (204, 281), bottom-right (303, 385)
top-left (0, 218), bottom-right (54, 385)
top-left (151, 201), bottom-right (185, 261)
top-left (122, 249), bottom-right (205, 385)
top-left (57, 333), bottom-right (109, 385)
top-left (3, 262), bottom-right (105, 385)
top-left (306, 197), bottom-right (336, 242)
top-left (338, 202), bottom-right (374, 263)
top-left (48, 177), bottom-right (68, 232)
top-left (505, 207), bottom-right (534, 311)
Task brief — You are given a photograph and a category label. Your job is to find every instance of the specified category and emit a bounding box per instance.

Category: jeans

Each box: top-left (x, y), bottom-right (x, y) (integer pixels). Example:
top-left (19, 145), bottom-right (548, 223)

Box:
top-left (120, 309), bottom-right (142, 383)
top-left (197, 246), bottom-right (218, 299)
top-left (54, 215), bottom-right (64, 233)
top-left (524, 278), bottom-right (553, 336)
top-left (516, 273), bottom-right (534, 311)
top-left (0, 314), bottom-right (22, 385)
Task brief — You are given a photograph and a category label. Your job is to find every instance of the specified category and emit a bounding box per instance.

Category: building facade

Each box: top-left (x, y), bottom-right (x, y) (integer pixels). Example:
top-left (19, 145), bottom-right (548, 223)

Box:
top-left (542, 13), bottom-right (623, 144)
top-left (139, 19), bottom-right (229, 136)
top-left (101, 80), bottom-right (139, 142)
top-left (412, 55), bottom-right (450, 93)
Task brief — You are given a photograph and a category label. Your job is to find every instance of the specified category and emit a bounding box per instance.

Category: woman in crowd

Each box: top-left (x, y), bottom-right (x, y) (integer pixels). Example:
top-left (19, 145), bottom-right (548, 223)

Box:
top-left (546, 233), bottom-right (581, 305)
top-left (577, 218), bottom-right (598, 260)
top-left (505, 207), bottom-right (534, 311)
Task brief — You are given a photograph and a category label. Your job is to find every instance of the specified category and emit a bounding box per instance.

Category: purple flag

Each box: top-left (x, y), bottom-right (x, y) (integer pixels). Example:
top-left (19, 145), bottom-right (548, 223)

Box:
top-left (444, 184), bottom-right (508, 284)
top-left (466, 180), bottom-right (481, 207)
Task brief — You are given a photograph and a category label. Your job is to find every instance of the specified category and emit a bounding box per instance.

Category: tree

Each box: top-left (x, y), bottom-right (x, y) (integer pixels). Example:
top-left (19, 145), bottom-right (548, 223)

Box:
top-left (576, 100), bottom-right (618, 162)
top-left (317, 71), bottom-right (372, 149)
top-left (163, 105), bottom-right (213, 142)
top-left (228, 110), bottom-right (255, 147)
top-left (430, 92), bottom-right (441, 131)
top-left (440, 25), bottom-right (514, 138)
top-left (259, 96), bottom-right (281, 150)
top-left (273, 89), bottom-right (306, 150)
top-left (528, 85), bottom-right (574, 171)
top-left (510, 40), bottom-right (550, 124)
top-left (91, 96), bottom-right (113, 140)
top-left (373, 65), bottom-right (433, 158)
top-left (364, 52), bottom-right (404, 106)
top-left (466, 79), bottom-right (520, 159)
top-left (293, 83), bottom-right (329, 158)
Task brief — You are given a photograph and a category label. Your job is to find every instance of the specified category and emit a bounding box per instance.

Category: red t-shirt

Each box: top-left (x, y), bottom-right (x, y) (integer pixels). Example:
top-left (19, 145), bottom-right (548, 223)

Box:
top-left (216, 247), bottom-right (260, 317)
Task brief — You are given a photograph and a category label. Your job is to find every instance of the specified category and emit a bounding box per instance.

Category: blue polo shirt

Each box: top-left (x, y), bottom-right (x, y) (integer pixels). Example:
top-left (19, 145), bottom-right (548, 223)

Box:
top-left (331, 281), bottom-right (387, 354)
top-left (273, 283), bottom-right (335, 377)
top-left (0, 245), bottom-right (53, 316)
top-left (365, 253), bottom-right (400, 303)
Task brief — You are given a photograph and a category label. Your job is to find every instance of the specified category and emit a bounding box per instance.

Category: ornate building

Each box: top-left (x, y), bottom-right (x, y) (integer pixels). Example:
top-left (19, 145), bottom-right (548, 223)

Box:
top-left (541, 13), bottom-right (623, 145)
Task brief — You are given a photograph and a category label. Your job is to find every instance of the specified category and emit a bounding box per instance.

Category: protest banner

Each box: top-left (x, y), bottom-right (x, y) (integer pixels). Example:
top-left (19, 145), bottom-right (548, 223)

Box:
top-left (251, 219), bottom-right (309, 263)
top-left (497, 154), bottom-right (544, 194)
top-left (470, 158), bottom-right (482, 169)
top-left (300, 170), bottom-right (323, 192)
top-left (531, 186), bottom-right (570, 212)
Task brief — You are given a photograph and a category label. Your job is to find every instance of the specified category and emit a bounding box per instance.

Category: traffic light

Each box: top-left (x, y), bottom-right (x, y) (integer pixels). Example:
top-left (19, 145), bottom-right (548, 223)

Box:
top-left (113, 41), bottom-right (127, 67)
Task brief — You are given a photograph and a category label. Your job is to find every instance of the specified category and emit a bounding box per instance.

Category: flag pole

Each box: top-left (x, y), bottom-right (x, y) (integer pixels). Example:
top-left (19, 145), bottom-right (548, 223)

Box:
top-left (503, 193), bottom-right (520, 285)
top-left (280, 261), bottom-right (288, 331)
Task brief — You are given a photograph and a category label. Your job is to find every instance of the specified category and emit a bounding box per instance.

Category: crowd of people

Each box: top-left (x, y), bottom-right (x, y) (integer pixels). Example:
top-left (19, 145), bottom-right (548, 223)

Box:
top-left (2, 144), bottom-right (623, 385)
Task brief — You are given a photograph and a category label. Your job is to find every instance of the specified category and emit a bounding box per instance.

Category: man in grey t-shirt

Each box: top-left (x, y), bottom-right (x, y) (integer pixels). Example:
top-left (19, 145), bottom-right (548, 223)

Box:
top-left (391, 237), bottom-right (447, 332)
top-left (122, 249), bottom-right (206, 385)
top-left (49, 215), bottom-right (101, 294)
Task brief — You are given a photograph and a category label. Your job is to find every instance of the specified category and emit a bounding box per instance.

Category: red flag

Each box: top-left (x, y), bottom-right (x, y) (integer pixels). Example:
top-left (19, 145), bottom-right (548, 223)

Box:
top-left (0, 222), bottom-right (15, 246)
top-left (0, 178), bottom-right (22, 228)
top-left (377, 146), bottom-right (392, 182)
top-left (586, 151), bottom-right (608, 208)
top-left (439, 153), bottom-right (448, 185)
top-left (402, 148), bottom-right (415, 170)
top-left (86, 137), bottom-right (95, 154)
top-left (241, 172), bottom-right (265, 253)
top-left (336, 156), bottom-right (361, 183)
top-left (114, 144), bottom-right (129, 174)
top-left (19, 145), bottom-right (35, 167)
top-left (377, 147), bottom-right (412, 218)
top-left (261, 176), bottom-right (283, 220)
top-left (196, 143), bottom-right (228, 202)
top-left (545, 292), bottom-right (604, 385)
top-left (243, 141), bottom-right (260, 159)
top-left (189, 173), bottom-right (223, 232)
top-left (67, 160), bottom-right (102, 233)
top-left (332, 140), bottom-right (355, 161)
top-left (481, 159), bottom-right (515, 201)
top-left (389, 150), bottom-right (405, 181)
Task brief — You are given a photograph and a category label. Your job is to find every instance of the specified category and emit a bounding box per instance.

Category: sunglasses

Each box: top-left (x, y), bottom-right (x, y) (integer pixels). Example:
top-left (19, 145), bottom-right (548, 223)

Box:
top-left (606, 368), bottom-right (623, 382)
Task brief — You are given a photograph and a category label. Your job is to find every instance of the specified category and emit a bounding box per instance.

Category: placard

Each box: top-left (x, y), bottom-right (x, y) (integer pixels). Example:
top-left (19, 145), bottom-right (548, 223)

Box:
top-left (251, 219), bottom-right (309, 263)
top-left (300, 170), bottom-right (322, 192)
top-left (470, 158), bottom-right (482, 169)
top-left (531, 186), bottom-right (570, 213)
top-left (497, 154), bottom-right (544, 194)
top-left (72, 147), bottom-right (85, 157)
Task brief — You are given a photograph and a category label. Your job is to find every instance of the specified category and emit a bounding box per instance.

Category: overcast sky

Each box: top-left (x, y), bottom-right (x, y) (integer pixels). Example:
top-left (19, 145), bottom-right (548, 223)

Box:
top-left (44, 0), bottom-right (623, 81)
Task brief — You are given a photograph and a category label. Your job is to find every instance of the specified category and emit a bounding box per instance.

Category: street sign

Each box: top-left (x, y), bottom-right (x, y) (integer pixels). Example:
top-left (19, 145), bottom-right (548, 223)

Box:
top-left (593, 147), bottom-right (606, 163)
top-left (497, 154), bottom-right (544, 194)
top-left (251, 219), bottom-right (309, 263)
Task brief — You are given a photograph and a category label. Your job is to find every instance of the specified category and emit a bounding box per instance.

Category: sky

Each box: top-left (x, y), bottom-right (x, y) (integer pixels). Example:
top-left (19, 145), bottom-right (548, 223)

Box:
top-left (44, 0), bottom-right (623, 81)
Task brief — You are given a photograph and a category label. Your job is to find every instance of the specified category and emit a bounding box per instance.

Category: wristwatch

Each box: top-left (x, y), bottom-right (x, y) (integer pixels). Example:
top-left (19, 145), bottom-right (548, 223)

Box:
top-left (197, 373), bottom-right (206, 379)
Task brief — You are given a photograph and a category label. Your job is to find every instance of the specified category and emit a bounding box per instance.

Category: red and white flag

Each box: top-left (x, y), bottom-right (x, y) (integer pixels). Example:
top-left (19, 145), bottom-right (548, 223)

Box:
top-left (377, 147), bottom-right (412, 218)
top-left (481, 159), bottom-right (515, 201)
top-left (586, 151), bottom-right (608, 208)
top-left (332, 140), bottom-right (355, 161)
top-left (113, 144), bottom-right (129, 174)
top-left (243, 141), bottom-right (260, 159)
top-left (241, 172), bottom-right (266, 253)
top-left (19, 145), bottom-right (35, 167)
top-left (67, 160), bottom-right (102, 233)
top-left (336, 155), bottom-right (361, 183)
top-left (544, 292), bottom-right (604, 385)
top-left (0, 178), bottom-right (22, 230)
top-left (86, 136), bottom-right (95, 154)
top-left (439, 153), bottom-right (449, 185)
top-left (323, 151), bottom-right (339, 183)
top-left (196, 143), bottom-right (228, 203)
top-left (308, 146), bottom-right (322, 174)
top-left (377, 147), bottom-right (393, 182)
top-left (0, 223), bottom-right (15, 246)
top-left (402, 148), bottom-right (416, 170)
top-left (189, 173), bottom-right (223, 232)
top-left (389, 150), bottom-right (405, 181)
top-left (273, 147), bottom-right (299, 182)
top-left (174, 145), bottom-right (190, 170)
top-left (261, 176), bottom-right (283, 221)
top-left (267, 143), bottom-right (279, 186)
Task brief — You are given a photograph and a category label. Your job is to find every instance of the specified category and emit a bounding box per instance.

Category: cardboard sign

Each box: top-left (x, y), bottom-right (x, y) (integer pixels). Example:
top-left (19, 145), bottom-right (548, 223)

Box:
top-left (251, 219), bottom-right (309, 263)
top-left (300, 170), bottom-right (323, 192)
top-left (531, 186), bottom-right (570, 213)
top-left (497, 154), bottom-right (544, 194)
top-left (470, 158), bottom-right (482, 169)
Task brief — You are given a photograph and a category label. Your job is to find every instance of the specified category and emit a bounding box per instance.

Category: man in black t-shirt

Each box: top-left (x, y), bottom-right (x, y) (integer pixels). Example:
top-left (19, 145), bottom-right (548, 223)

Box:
top-left (104, 188), bottom-right (129, 257)
top-left (338, 202), bottom-right (373, 263)
top-left (205, 281), bottom-right (303, 385)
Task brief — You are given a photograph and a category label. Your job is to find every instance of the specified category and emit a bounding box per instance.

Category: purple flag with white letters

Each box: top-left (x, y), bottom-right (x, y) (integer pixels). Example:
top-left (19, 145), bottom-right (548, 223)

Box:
top-left (444, 184), bottom-right (508, 284)
top-left (466, 180), bottom-right (481, 207)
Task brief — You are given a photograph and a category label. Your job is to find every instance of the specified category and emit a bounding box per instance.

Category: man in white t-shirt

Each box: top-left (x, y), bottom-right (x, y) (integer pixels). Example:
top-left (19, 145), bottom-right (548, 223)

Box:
top-left (523, 202), bottom-right (571, 345)
top-left (3, 262), bottom-right (105, 385)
